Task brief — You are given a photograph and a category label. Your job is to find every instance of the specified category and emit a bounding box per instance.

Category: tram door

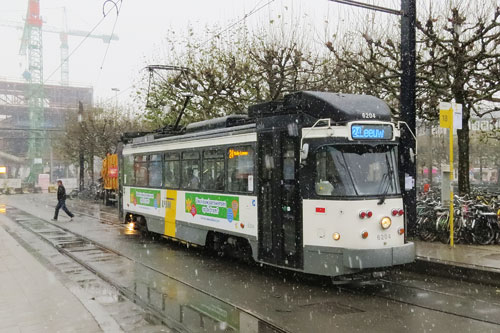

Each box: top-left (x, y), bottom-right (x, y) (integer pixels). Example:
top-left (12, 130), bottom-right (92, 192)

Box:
top-left (258, 131), bottom-right (302, 268)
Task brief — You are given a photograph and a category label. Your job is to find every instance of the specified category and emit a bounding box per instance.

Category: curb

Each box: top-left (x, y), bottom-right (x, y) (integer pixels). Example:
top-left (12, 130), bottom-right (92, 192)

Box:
top-left (403, 256), bottom-right (500, 287)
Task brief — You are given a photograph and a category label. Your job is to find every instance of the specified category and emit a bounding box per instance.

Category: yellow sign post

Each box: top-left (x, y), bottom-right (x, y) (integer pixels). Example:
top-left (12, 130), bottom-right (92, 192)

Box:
top-left (439, 102), bottom-right (461, 247)
top-left (439, 108), bottom-right (452, 128)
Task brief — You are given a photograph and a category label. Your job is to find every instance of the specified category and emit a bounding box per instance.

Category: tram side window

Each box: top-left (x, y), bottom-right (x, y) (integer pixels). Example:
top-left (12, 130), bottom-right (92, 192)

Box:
top-left (202, 150), bottom-right (224, 191)
top-left (123, 155), bottom-right (135, 185)
top-left (134, 155), bottom-right (149, 187)
top-left (148, 154), bottom-right (162, 187)
top-left (181, 151), bottom-right (200, 190)
top-left (164, 152), bottom-right (180, 188)
top-left (228, 146), bottom-right (254, 193)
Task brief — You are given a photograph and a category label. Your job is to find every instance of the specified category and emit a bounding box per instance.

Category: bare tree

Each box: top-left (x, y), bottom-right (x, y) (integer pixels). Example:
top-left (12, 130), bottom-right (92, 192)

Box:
top-left (417, 2), bottom-right (500, 194)
top-left (137, 19), bottom-right (337, 128)
top-left (55, 105), bottom-right (147, 181)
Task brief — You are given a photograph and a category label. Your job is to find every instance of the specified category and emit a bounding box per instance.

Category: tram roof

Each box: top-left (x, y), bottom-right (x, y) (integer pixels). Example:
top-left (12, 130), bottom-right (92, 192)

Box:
top-left (123, 91), bottom-right (392, 144)
top-left (249, 91), bottom-right (392, 123)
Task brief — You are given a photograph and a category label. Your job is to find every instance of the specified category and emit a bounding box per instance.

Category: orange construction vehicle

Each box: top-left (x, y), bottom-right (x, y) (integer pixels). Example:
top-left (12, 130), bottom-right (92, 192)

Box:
top-left (101, 153), bottom-right (118, 206)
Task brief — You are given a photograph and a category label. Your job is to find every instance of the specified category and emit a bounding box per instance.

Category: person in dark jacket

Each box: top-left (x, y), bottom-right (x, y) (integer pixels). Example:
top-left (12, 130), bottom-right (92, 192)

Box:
top-left (52, 180), bottom-right (74, 221)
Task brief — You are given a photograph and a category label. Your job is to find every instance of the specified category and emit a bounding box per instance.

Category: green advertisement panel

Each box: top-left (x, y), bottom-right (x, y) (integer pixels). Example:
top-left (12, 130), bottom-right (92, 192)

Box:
top-left (130, 188), bottom-right (161, 208)
top-left (185, 193), bottom-right (239, 222)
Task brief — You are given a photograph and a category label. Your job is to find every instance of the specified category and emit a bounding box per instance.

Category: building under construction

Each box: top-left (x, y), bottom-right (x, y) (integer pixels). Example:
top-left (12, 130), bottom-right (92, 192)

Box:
top-left (0, 79), bottom-right (93, 180)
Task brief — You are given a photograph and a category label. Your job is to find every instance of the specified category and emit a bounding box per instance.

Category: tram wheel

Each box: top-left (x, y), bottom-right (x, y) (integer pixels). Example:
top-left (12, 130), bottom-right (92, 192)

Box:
top-left (205, 232), bottom-right (224, 256)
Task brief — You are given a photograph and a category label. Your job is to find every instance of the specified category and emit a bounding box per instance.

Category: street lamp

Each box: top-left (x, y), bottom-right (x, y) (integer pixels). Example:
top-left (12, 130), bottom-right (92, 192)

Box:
top-left (111, 87), bottom-right (120, 109)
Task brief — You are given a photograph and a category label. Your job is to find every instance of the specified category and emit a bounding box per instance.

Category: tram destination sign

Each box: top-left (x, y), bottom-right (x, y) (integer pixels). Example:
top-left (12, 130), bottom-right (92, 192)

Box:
top-left (350, 123), bottom-right (393, 140)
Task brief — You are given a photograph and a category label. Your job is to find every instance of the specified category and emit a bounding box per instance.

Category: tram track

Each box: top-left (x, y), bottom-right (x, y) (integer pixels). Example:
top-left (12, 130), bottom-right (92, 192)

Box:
top-left (341, 275), bottom-right (500, 327)
top-left (3, 205), bottom-right (285, 333)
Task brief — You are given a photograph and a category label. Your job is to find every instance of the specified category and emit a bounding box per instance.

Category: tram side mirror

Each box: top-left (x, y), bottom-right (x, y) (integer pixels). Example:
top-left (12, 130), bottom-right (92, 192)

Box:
top-left (300, 143), bottom-right (309, 162)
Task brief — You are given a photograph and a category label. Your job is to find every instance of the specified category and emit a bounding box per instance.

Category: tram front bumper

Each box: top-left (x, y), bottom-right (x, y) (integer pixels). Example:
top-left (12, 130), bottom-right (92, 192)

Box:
top-left (342, 242), bottom-right (415, 269)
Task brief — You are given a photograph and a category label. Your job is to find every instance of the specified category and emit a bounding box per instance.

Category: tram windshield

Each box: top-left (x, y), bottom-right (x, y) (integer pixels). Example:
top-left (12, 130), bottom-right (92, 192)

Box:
top-left (315, 144), bottom-right (400, 197)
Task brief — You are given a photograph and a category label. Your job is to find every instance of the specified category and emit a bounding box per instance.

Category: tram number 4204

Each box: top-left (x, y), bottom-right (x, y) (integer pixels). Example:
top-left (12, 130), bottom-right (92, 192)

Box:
top-left (377, 233), bottom-right (391, 241)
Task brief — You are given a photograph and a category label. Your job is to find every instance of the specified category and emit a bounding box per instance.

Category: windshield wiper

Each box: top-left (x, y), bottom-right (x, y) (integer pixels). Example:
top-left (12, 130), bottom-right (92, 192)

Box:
top-left (334, 153), bottom-right (358, 196)
top-left (377, 154), bottom-right (394, 205)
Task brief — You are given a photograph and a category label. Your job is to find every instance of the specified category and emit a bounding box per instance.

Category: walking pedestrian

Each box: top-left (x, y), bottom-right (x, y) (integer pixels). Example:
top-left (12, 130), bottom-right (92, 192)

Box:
top-left (52, 180), bottom-right (74, 221)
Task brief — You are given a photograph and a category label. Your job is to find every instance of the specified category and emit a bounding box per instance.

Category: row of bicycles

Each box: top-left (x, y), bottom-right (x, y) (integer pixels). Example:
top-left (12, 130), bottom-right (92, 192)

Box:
top-left (67, 182), bottom-right (102, 201)
top-left (416, 190), bottom-right (500, 245)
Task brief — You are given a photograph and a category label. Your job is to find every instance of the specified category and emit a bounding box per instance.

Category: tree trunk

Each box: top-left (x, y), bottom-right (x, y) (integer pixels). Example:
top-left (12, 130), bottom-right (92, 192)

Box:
top-left (428, 124), bottom-right (433, 185)
top-left (479, 155), bottom-right (483, 184)
top-left (90, 147), bottom-right (95, 184)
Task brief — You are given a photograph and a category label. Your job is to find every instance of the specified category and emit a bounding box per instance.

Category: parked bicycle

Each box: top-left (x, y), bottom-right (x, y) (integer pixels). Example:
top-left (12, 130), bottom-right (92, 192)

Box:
top-left (416, 190), bottom-right (500, 245)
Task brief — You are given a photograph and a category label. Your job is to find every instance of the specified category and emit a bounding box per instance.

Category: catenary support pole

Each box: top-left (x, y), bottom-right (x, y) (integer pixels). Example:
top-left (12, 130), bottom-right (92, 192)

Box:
top-left (449, 114), bottom-right (454, 247)
top-left (400, 0), bottom-right (417, 234)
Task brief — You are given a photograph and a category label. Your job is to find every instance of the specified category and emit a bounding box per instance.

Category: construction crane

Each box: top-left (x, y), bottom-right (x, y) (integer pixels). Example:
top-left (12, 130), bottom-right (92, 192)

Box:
top-left (21, 0), bottom-right (44, 185)
top-left (1, 0), bottom-right (118, 185)
top-left (1, 8), bottom-right (119, 86)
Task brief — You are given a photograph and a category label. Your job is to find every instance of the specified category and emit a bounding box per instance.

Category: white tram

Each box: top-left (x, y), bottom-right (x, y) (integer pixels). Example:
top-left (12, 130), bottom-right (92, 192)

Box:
top-left (119, 91), bottom-right (415, 277)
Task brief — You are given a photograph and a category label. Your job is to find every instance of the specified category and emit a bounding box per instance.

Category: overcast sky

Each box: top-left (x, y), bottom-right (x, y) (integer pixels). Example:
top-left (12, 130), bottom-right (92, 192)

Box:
top-left (0, 0), bottom-right (403, 106)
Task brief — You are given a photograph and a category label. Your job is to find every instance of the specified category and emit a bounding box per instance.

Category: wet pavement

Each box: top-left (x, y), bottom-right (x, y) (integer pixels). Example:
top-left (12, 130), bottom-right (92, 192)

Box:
top-left (2, 193), bottom-right (500, 332)
top-left (0, 209), bottom-right (169, 332)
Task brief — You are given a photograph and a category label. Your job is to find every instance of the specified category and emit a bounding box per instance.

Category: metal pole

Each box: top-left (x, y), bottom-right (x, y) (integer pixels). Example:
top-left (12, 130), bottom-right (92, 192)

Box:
top-left (50, 144), bottom-right (53, 183)
top-left (449, 109), bottom-right (454, 247)
top-left (400, 0), bottom-right (417, 234)
top-left (78, 101), bottom-right (84, 191)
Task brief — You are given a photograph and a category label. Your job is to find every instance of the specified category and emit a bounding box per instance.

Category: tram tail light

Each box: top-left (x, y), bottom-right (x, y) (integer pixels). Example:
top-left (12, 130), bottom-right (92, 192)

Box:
top-left (398, 209), bottom-right (404, 216)
top-left (361, 230), bottom-right (369, 239)
top-left (332, 232), bottom-right (341, 241)
top-left (398, 227), bottom-right (405, 235)
top-left (366, 211), bottom-right (373, 218)
top-left (391, 209), bottom-right (398, 216)
top-left (359, 211), bottom-right (367, 219)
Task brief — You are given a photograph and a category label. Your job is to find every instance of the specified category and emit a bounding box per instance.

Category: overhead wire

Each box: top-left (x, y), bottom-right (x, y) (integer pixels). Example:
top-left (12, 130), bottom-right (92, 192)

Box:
top-left (99, 0), bottom-right (123, 70)
top-left (328, 0), bottom-right (402, 16)
top-left (197, 0), bottom-right (277, 48)
top-left (43, 2), bottom-right (119, 84)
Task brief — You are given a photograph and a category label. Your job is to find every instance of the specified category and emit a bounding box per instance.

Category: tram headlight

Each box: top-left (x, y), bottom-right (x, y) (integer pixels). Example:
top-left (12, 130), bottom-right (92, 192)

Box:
top-left (380, 217), bottom-right (392, 229)
top-left (332, 232), bottom-right (341, 241)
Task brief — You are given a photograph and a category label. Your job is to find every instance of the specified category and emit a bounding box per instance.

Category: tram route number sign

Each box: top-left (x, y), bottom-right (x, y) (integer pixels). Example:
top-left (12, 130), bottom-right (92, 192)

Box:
top-left (185, 193), bottom-right (239, 222)
top-left (350, 123), bottom-right (393, 140)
